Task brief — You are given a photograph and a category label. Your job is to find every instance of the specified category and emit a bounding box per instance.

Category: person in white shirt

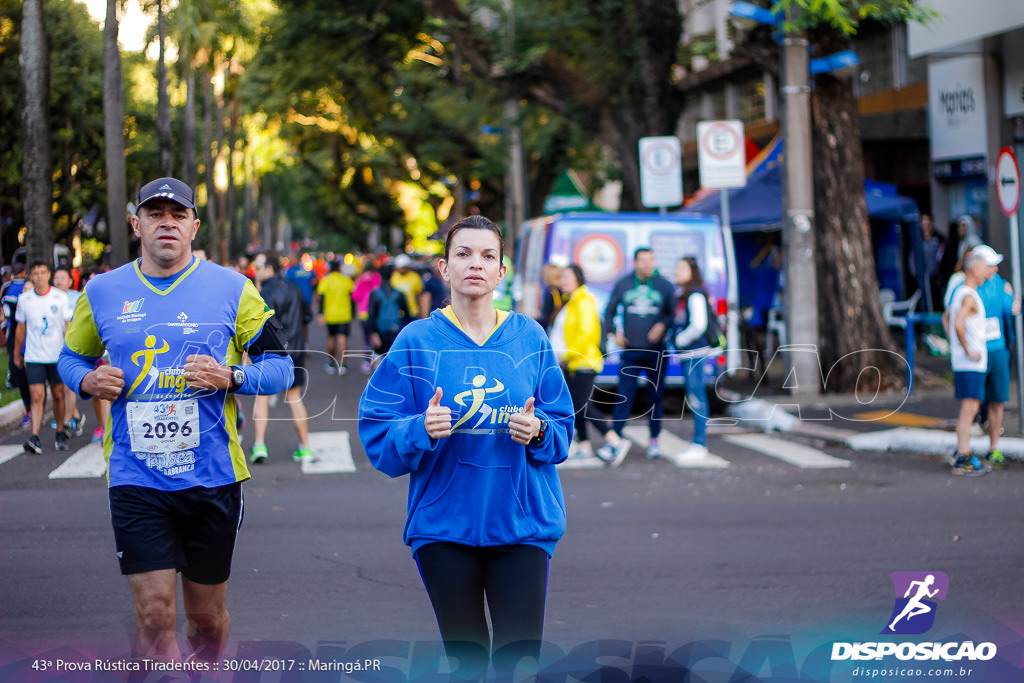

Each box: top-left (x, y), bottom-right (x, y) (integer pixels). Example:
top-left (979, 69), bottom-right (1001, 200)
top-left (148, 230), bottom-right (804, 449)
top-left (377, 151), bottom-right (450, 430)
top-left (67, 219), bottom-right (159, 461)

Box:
top-left (53, 266), bottom-right (86, 437)
top-left (945, 251), bottom-right (990, 476)
top-left (14, 260), bottom-right (74, 454)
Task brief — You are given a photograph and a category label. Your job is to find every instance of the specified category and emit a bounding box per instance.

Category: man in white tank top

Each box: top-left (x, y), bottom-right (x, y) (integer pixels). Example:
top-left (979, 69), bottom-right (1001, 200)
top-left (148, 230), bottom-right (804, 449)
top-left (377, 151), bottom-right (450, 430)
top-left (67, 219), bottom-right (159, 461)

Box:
top-left (947, 251), bottom-right (991, 476)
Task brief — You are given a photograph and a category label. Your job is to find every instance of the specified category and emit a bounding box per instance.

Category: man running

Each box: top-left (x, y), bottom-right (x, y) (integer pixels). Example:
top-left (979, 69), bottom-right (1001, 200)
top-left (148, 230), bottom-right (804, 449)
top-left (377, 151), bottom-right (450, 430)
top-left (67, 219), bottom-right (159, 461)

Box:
top-left (53, 266), bottom-right (86, 437)
top-left (15, 260), bottom-right (74, 454)
top-left (249, 251), bottom-right (314, 464)
top-left (58, 177), bottom-right (294, 665)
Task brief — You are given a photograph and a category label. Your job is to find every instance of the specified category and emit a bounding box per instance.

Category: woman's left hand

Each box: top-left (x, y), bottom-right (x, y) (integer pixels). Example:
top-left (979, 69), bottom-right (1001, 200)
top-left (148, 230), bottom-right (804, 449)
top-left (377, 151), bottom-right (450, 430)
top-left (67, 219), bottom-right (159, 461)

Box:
top-left (508, 397), bottom-right (540, 445)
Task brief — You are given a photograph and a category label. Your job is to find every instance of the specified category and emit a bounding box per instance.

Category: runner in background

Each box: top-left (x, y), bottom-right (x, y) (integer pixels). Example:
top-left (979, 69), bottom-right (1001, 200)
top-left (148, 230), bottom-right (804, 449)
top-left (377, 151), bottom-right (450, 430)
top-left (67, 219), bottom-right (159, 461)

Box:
top-left (52, 266), bottom-right (86, 437)
top-left (352, 259), bottom-right (382, 373)
top-left (316, 260), bottom-right (355, 375)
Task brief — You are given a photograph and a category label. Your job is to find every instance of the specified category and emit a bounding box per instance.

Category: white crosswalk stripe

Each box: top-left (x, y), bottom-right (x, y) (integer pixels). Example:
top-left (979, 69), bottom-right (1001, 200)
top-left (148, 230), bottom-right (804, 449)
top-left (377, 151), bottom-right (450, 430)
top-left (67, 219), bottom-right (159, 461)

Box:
top-left (622, 426), bottom-right (731, 469)
top-left (0, 444), bottom-right (25, 466)
top-left (49, 442), bottom-right (107, 479)
top-left (722, 433), bottom-right (852, 469)
top-left (301, 431), bottom-right (356, 474)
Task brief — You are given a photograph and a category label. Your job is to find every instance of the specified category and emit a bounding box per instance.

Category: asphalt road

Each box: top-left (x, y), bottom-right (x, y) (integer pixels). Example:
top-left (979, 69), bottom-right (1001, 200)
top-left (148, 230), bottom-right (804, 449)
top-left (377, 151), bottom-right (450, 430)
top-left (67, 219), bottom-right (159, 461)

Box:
top-left (1, 323), bottom-right (1022, 682)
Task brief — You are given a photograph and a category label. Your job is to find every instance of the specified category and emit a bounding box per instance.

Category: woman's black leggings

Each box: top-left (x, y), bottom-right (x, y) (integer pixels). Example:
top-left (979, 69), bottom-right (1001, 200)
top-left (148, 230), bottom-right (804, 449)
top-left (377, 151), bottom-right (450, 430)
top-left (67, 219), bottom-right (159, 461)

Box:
top-left (564, 369), bottom-right (610, 441)
top-left (415, 542), bottom-right (549, 679)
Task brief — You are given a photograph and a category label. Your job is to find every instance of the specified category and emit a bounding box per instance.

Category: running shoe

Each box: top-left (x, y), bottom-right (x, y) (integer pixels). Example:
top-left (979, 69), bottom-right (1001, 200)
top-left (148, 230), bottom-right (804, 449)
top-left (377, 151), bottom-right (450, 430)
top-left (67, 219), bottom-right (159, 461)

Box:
top-left (49, 419), bottom-right (58, 430)
top-left (324, 363), bottom-right (337, 375)
top-left (361, 360), bottom-right (371, 374)
top-left (951, 454), bottom-right (990, 477)
top-left (249, 443), bottom-right (268, 464)
top-left (595, 439), bottom-right (632, 467)
top-left (293, 446), bottom-right (314, 462)
top-left (984, 450), bottom-right (1008, 470)
top-left (646, 438), bottom-right (661, 459)
top-left (55, 430), bottom-right (69, 451)
top-left (337, 366), bottom-right (347, 376)
top-left (70, 415), bottom-right (86, 437)
top-left (92, 426), bottom-right (104, 443)
top-left (19, 412), bottom-right (31, 428)
top-left (23, 435), bottom-right (42, 455)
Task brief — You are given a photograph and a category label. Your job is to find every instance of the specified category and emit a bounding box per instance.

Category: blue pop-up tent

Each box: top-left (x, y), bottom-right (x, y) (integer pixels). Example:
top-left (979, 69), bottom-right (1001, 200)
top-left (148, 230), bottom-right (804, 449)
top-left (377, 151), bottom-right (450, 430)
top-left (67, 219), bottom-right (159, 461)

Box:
top-left (684, 137), bottom-right (923, 322)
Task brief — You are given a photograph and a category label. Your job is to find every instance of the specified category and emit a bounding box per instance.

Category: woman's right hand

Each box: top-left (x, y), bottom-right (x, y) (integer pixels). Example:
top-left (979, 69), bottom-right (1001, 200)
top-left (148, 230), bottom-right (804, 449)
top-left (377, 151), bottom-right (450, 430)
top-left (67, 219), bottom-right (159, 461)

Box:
top-left (424, 387), bottom-right (452, 440)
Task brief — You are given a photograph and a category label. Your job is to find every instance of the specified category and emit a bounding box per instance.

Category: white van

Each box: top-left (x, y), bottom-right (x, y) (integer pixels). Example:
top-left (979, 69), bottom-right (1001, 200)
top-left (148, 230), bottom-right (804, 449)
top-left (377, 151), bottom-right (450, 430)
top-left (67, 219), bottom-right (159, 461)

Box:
top-left (514, 212), bottom-right (730, 386)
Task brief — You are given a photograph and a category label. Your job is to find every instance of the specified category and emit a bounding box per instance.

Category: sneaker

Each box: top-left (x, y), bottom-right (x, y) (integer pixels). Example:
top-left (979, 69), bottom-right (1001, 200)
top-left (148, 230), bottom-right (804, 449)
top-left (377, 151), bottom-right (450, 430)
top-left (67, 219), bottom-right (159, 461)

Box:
top-left (55, 430), bottom-right (69, 451)
top-left (337, 366), bottom-right (347, 376)
top-left (92, 426), bottom-right (104, 443)
top-left (672, 443), bottom-right (709, 465)
top-left (49, 419), bottom-right (58, 430)
top-left (19, 412), bottom-right (31, 428)
top-left (325, 363), bottom-right (337, 375)
top-left (293, 446), bottom-right (314, 462)
top-left (595, 439), bottom-right (632, 467)
top-left (23, 435), bottom-right (42, 455)
top-left (646, 438), bottom-right (661, 459)
top-left (951, 454), bottom-right (990, 477)
top-left (70, 415), bottom-right (86, 437)
top-left (361, 360), bottom-right (371, 374)
top-left (985, 450), bottom-right (1008, 470)
top-left (249, 443), bottom-right (268, 464)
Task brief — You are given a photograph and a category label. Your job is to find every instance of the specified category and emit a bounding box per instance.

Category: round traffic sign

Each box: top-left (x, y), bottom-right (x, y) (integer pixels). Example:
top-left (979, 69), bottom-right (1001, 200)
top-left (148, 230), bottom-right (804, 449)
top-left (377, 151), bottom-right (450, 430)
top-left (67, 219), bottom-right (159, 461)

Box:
top-left (997, 147), bottom-right (1021, 217)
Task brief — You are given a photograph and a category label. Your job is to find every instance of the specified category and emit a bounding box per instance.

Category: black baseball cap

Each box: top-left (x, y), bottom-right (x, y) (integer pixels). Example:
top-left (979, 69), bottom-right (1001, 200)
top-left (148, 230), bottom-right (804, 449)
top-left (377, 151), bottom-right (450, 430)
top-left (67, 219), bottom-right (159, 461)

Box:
top-left (137, 177), bottom-right (196, 210)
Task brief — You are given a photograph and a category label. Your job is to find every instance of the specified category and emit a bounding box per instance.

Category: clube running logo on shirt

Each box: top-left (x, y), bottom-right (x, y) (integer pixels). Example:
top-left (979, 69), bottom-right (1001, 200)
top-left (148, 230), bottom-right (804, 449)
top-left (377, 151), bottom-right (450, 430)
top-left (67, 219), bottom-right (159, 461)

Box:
top-left (128, 335), bottom-right (191, 397)
top-left (831, 571), bottom-right (996, 663)
top-left (450, 372), bottom-right (524, 435)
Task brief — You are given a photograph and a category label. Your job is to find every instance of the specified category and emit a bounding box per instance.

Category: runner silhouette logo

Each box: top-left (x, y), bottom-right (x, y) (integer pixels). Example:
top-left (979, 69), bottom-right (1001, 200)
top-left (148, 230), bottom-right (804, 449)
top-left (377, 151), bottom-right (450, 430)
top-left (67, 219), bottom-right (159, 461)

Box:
top-left (882, 571), bottom-right (949, 635)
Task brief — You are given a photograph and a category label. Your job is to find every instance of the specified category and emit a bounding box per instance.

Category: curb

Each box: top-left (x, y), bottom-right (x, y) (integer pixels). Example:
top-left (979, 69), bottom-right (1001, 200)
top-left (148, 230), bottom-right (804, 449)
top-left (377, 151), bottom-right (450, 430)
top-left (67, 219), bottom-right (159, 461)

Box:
top-left (0, 400), bottom-right (26, 431)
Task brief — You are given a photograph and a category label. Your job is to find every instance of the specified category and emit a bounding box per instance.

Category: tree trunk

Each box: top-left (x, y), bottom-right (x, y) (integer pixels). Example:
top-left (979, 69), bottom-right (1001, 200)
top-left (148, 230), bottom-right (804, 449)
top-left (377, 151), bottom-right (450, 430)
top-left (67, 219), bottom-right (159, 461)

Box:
top-left (156, 0), bottom-right (172, 176)
top-left (182, 59), bottom-right (196, 190)
top-left (811, 39), bottom-right (904, 393)
top-left (103, 0), bottom-right (129, 267)
top-left (203, 72), bottom-right (220, 264)
top-left (226, 92), bottom-right (240, 258)
top-left (20, 0), bottom-right (53, 267)
top-left (215, 66), bottom-right (228, 261)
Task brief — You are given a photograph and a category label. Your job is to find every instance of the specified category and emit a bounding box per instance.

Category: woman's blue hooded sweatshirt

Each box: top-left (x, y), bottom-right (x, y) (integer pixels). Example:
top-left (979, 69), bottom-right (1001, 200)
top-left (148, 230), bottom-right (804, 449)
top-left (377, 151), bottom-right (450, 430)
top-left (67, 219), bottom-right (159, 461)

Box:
top-left (358, 308), bottom-right (574, 557)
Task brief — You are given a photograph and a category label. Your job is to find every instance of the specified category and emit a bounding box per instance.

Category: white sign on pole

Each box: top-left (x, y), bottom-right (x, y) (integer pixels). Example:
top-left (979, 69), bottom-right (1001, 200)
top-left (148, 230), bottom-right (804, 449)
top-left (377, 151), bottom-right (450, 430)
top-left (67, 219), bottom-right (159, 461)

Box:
top-left (639, 136), bottom-right (683, 209)
top-left (997, 147), bottom-right (1021, 216)
top-left (697, 120), bottom-right (747, 189)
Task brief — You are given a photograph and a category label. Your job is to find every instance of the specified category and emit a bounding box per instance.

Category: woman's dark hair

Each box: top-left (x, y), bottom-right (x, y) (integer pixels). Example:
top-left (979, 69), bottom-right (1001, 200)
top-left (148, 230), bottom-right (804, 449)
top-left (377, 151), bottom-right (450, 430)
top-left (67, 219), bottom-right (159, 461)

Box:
top-left (566, 264), bottom-right (585, 288)
top-left (444, 215), bottom-right (504, 261)
top-left (678, 256), bottom-right (705, 300)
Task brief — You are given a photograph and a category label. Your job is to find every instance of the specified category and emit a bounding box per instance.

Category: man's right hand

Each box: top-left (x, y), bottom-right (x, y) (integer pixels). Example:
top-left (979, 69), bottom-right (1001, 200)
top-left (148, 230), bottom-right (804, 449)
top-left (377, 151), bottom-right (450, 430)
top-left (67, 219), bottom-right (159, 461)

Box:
top-left (81, 365), bottom-right (125, 401)
top-left (12, 353), bottom-right (23, 369)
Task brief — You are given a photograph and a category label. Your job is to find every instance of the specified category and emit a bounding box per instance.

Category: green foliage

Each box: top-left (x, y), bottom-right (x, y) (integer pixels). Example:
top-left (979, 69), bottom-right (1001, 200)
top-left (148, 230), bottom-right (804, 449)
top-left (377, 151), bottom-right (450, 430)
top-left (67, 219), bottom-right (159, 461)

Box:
top-left (0, 0), bottom-right (106, 244)
top-left (773, 0), bottom-right (936, 35)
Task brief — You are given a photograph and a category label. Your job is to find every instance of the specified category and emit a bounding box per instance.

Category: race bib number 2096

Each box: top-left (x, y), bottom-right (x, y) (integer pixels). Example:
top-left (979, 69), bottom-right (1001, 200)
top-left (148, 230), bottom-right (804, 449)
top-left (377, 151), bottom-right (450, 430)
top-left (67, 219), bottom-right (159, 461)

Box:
top-left (126, 399), bottom-right (201, 455)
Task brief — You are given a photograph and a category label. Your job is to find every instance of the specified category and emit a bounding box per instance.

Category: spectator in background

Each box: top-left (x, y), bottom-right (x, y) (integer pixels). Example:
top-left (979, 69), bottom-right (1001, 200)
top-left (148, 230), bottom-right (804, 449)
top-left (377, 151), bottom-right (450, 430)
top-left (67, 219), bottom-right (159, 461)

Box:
top-left (391, 253), bottom-right (423, 318)
top-left (1, 263), bottom-right (31, 427)
top-left (352, 259), bottom-right (382, 374)
top-left (956, 215), bottom-right (982, 264)
top-left (316, 261), bottom-right (355, 375)
top-left (53, 266), bottom-right (86, 437)
top-left (600, 248), bottom-right (676, 461)
top-left (285, 253), bottom-right (317, 305)
top-left (418, 256), bottom-right (449, 318)
top-left (538, 263), bottom-right (565, 330)
top-left (554, 264), bottom-right (629, 464)
top-left (910, 215), bottom-right (943, 312)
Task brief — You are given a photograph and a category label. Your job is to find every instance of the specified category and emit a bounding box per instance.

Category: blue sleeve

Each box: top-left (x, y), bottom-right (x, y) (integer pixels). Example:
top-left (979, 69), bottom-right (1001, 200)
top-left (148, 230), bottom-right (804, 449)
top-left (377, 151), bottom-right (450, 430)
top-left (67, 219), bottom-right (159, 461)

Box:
top-left (357, 348), bottom-right (441, 478)
top-left (526, 329), bottom-right (575, 466)
top-left (57, 346), bottom-right (101, 400)
top-left (237, 352), bottom-right (294, 395)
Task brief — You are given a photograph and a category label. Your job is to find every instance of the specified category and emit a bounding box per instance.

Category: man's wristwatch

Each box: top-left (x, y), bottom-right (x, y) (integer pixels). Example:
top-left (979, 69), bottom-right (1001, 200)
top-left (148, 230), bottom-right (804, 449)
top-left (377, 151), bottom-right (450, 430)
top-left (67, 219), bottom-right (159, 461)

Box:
top-left (229, 366), bottom-right (245, 393)
top-left (529, 419), bottom-right (548, 446)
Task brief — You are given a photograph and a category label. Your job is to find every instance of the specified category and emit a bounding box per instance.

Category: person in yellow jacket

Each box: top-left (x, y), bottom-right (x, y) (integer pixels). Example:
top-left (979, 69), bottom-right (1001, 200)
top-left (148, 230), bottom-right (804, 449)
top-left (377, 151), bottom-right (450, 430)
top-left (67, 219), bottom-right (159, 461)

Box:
top-left (553, 265), bottom-right (630, 465)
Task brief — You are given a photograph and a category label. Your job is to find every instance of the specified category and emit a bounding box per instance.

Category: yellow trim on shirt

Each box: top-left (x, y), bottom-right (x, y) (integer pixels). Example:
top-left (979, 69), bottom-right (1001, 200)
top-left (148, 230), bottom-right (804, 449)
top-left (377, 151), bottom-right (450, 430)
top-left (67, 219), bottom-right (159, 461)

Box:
top-left (132, 258), bottom-right (200, 296)
top-left (441, 305), bottom-right (510, 346)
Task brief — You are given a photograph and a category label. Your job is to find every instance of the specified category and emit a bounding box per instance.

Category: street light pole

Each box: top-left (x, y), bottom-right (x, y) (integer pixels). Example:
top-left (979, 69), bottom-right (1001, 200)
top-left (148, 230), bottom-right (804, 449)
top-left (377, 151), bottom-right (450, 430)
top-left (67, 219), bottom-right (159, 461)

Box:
top-left (781, 25), bottom-right (821, 396)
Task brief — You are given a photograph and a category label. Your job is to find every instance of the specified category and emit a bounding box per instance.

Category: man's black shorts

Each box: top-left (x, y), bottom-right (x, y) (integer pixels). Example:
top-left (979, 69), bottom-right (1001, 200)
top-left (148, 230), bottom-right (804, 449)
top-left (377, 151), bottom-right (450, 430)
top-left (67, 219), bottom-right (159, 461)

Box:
top-left (24, 362), bottom-right (62, 387)
top-left (290, 350), bottom-right (307, 390)
top-left (108, 482), bottom-right (244, 584)
top-left (326, 322), bottom-right (350, 336)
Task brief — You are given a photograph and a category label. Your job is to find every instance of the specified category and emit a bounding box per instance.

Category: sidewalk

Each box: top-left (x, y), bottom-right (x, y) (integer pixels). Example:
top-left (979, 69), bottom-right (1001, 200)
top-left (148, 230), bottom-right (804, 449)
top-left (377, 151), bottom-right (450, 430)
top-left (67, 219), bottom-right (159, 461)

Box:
top-left (720, 349), bottom-right (1024, 461)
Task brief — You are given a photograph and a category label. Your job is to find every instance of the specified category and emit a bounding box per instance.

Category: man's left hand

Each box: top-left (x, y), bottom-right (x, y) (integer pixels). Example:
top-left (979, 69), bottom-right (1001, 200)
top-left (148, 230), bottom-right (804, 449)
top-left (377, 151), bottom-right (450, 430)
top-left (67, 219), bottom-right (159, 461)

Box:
top-left (184, 354), bottom-right (232, 391)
